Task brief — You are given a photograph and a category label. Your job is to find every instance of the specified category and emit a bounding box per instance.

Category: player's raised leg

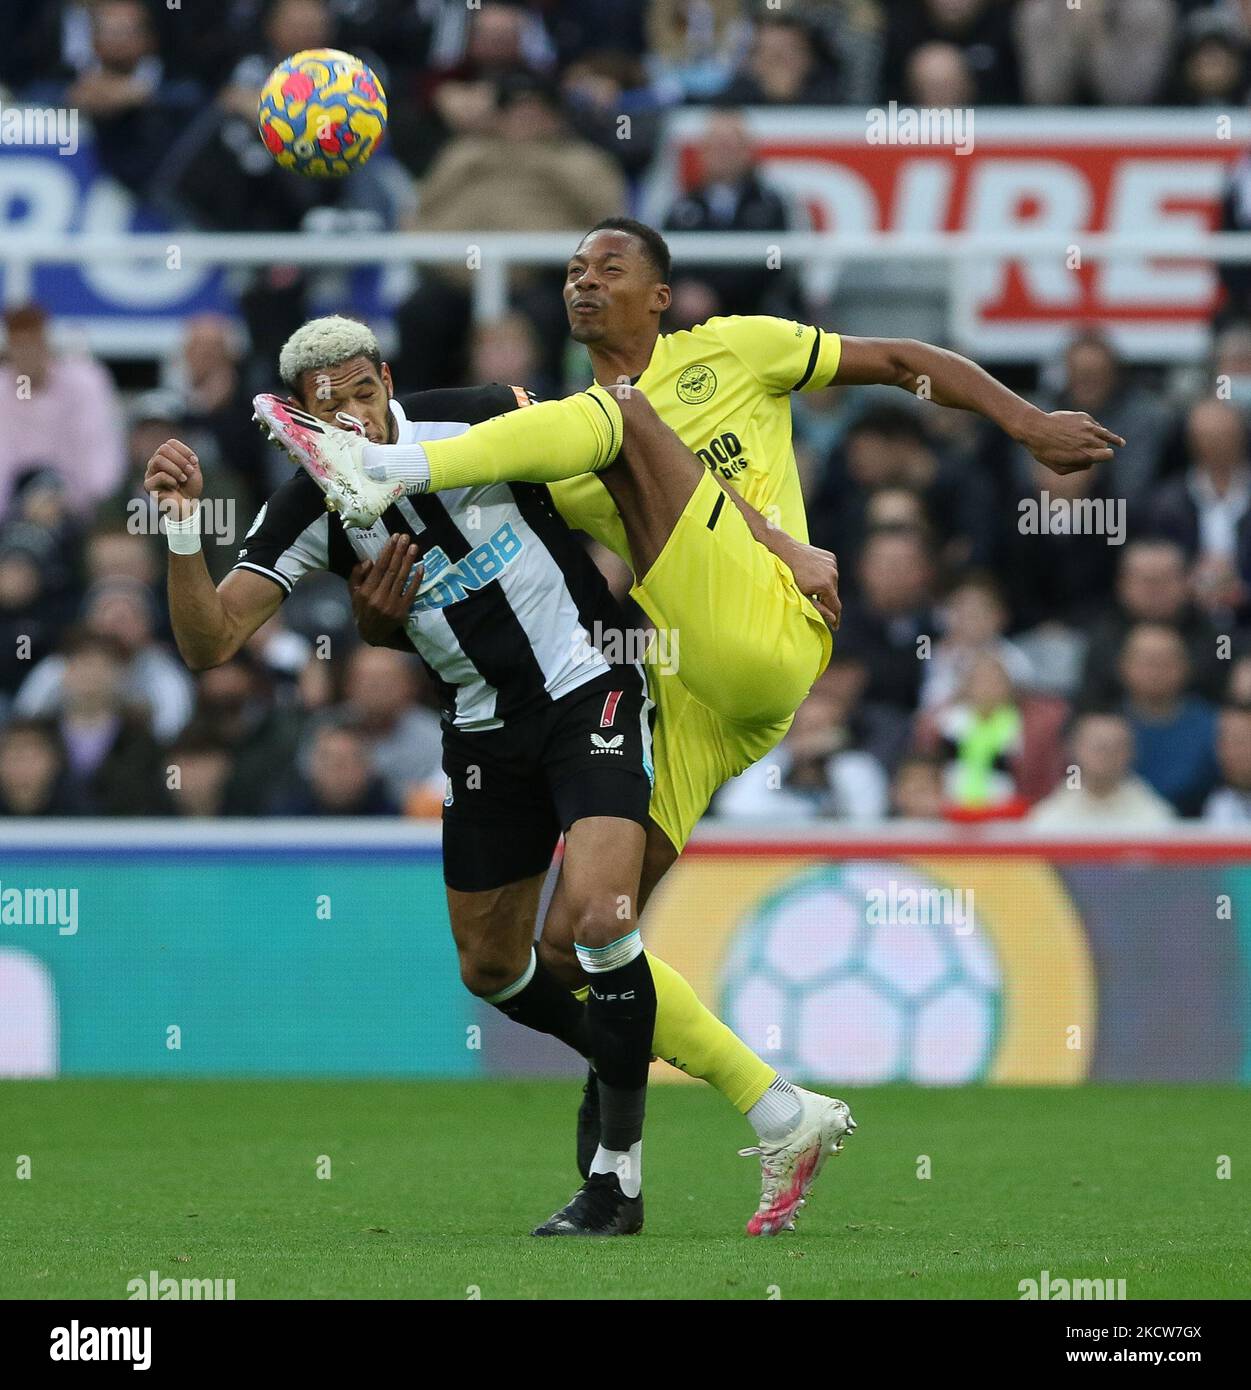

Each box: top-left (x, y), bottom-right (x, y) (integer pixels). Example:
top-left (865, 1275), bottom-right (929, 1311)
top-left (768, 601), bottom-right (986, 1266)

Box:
top-left (253, 383), bottom-right (624, 527)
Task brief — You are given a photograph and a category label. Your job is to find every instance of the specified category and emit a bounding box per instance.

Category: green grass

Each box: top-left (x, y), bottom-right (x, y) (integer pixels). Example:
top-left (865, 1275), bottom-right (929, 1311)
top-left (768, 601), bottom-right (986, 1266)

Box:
top-left (0, 1080), bottom-right (1247, 1299)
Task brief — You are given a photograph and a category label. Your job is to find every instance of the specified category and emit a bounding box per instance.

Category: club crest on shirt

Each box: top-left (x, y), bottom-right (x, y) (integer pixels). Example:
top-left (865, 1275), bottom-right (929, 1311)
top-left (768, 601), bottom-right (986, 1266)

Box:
top-left (676, 364), bottom-right (717, 404)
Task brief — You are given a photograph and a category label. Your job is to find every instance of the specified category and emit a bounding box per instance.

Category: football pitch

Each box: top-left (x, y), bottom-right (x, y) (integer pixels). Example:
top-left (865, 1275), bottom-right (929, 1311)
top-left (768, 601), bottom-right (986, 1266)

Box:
top-left (1, 1080), bottom-right (1246, 1300)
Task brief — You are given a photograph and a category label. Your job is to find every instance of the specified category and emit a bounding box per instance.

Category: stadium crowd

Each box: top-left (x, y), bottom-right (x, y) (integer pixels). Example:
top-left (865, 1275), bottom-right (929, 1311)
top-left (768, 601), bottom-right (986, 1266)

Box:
top-left (2, 0), bottom-right (1251, 823)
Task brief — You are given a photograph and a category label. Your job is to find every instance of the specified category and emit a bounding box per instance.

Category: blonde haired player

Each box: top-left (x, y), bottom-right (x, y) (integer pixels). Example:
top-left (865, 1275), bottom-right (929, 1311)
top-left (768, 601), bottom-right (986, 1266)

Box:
top-left (255, 221), bottom-right (1123, 1233)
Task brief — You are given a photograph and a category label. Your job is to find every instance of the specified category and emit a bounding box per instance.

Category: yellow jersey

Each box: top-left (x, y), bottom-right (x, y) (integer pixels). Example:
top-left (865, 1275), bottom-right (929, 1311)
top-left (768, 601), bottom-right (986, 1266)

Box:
top-left (549, 315), bottom-right (842, 560)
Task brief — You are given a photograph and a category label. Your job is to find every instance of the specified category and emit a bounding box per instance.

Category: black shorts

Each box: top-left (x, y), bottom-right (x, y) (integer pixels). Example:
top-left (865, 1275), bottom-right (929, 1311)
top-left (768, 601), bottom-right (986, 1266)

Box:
top-left (440, 668), bottom-right (655, 893)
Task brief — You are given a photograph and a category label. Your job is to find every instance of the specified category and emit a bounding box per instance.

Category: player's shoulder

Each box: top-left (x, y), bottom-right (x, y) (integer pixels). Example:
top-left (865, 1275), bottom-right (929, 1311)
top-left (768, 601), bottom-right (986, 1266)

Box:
top-left (703, 314), bottom-right (805, 342)
top-left (397, 383), bottom-right (534, 426)
top-left (239, 468), bottom-right (326, 543)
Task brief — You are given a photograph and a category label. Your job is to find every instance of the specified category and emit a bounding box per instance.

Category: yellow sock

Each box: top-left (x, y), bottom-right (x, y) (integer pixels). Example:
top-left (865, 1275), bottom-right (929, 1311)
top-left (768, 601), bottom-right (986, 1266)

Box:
top-left (423, 385), bottom-right (623, 491)
top-left (646, 952), bottom-right (775, 1113)
top-left (570, 953), bottom-right (774, 1111)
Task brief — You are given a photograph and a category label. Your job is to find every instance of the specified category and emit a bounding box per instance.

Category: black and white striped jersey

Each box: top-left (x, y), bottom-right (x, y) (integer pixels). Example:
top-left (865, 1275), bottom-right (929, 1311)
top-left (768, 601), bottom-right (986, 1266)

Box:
top-left (233, 384), bottom-right (630, 730)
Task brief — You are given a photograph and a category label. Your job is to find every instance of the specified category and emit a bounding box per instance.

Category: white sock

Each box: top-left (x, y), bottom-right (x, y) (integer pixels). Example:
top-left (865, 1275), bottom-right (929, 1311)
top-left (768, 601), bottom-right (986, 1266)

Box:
top-left (362, 441), bottom-right (431, 493)
top-left (590, 1141), bottom-right (642, 1199)
top-left (747, 1077), bottom-right (803, 1143)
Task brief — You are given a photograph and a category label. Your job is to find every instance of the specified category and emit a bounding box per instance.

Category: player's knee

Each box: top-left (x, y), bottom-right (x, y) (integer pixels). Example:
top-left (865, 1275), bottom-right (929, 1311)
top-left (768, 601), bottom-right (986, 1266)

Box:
top-left (614, 385), bottom-right (664, 446)
top-left (564, 894), bottom-right (635, 952)
top-left (457, 948), bottom-right (528, 1000)
top-left (537, 931), bottom-right (581, 988)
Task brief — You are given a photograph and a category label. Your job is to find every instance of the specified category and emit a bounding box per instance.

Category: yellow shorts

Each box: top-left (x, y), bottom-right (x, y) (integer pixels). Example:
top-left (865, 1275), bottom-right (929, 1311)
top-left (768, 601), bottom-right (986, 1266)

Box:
top-left (550, 467), bottom-right (832, 849)
top-left (631, 468), bottom-right (833, 849)
top-left (645, 665), bottom-right (792, 851)
top-left (632, 468), bottom-right (831, 725)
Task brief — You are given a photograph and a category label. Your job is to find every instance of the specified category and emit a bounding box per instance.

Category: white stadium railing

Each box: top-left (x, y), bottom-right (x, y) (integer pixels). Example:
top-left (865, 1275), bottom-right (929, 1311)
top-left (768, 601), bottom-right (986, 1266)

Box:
top-left (8, 229), bottom-right (1251, 359)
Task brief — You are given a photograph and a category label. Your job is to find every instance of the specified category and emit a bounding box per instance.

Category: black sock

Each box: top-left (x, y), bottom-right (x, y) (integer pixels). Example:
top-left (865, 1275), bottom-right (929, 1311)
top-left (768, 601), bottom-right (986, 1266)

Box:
top-left (490, 955), bottom-right (592, 1058)
top-left (582, 950), bottom-right (657, 1153)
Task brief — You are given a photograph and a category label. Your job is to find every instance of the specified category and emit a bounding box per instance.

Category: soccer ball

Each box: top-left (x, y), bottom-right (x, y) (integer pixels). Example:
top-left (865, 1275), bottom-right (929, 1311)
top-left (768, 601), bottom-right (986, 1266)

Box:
top-left (257, 48), bottom-right (387, 178)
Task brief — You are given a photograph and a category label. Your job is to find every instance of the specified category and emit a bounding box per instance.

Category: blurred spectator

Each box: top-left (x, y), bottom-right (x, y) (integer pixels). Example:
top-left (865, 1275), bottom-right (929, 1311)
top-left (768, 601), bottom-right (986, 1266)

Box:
top-left (166, 724), bottom-right (235, 818)
top-left (889, 753), bottom-right (946, 821)
top-left (1226, 649), bottom-right (1251, 702)
top-left (662, 109), bottom-right (794, 319)
top-left (1148, 398), bottom-right (1251, 623)
top-left (722, 13), bottom-right (843, 105)
top-left (176, 315), bottom-right (275, 504)
top-left (883, 0), bottom-right (1021, 105)
top-left (414, 0), bottom-right (557, 167)
top-left (191, 653), bottom-right (303, 814)
top-left (1213, 321), bottom-right (1251, 420)
top-left (394, 74), bottom-right (626, 388)
top-left (0, 719), bottom-right (80, 817)
top-left (646, 0), bottom-right (752, 102)
top-left (931, 652), bottom-right (1026, 815)
top-left (1170, 9), bottom-right (1249, 105)
top-left (0, 469), bottom-right (84, 637)
top-left (4, 1), bottom-right (103, 91)
top-left (15, 580), bottom-right (194, 742)
top-left (468, 312), bottom-right (557, 402)
top-left (835, 527), bottom-right (939, 714)
top-left (559, 50), bottom-right (665, 179)
top-left (1015, 0), bottom-right (1176, 106)
top-left (904, 41), bottom-right (976, 108)
top-left (1078, 539), bottom-right (1226, 707)
top-left (83, 524), bottom-right (158, 589)
top-left (101, 391), bottom-right (247, 584)
top-left (0, 542), bottom-right (59, 705)
top-left (50, 0), bottom-right (202, 197)
top-left (0, 305), bottom-right (126, 526)
top-left (276, 718), bottom-right (399, 815)
top-left (1002, 457), bottom-right (1121, 644)
top-left (1029, 711), bottom-right (1176, 827)
top-left (1201, 702), bottom-right (1251, 822)
top-left (1117, 623), bottom-right (1219, 815)
top-left (41, 630), bottom-right (169, 815)
top-left (217, 0), bottom-right (334, 123)
top-left (548, 1), bottom-right (649, 67)
top-left (715, 663), bottom-right (889, 821)
top-left (342, 647), bottom-right (443, 807)
top-left (809, 405), bottom-right (995, 583)
top-left (919, 571), bottom-right (1034, 711)
top-left (1035, 331), bottom-right (1171, 512)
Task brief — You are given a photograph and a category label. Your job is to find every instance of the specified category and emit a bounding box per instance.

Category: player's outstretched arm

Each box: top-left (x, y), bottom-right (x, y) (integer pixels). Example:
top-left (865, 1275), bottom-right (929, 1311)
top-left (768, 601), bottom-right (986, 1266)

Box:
top-left (144, 438), bottom-right (283, 671)
top-left (834, 336), bottom-right (1126, 475)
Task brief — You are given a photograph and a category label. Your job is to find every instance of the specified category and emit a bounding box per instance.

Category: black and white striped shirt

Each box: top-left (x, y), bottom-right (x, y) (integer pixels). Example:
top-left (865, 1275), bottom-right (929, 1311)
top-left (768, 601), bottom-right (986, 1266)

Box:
top-left (233, 385), bottom-right (628, 730)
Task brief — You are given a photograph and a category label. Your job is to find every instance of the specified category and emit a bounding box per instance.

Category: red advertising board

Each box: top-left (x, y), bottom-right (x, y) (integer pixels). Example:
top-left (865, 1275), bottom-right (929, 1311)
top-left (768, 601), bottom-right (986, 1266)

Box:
top-left (646, 110), bottom-right (1251, 361)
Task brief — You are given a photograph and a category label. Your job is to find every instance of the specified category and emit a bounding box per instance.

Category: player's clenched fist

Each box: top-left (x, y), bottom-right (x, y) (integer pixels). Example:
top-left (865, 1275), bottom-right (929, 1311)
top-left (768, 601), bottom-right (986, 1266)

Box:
top-left (786, 541), bottom-right (841, 632)
top-left (143, 438), bottom-right (203, 518)
top-left (1020, 410), bottom-right (1126, 475)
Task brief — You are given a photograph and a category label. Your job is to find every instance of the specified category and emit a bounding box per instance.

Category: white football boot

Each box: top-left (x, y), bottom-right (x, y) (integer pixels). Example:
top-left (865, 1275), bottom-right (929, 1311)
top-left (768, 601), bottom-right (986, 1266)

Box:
top-left (252, 394), bottom-right (404, 527)
top-left (740, 1088), bottom-right (856, 1236)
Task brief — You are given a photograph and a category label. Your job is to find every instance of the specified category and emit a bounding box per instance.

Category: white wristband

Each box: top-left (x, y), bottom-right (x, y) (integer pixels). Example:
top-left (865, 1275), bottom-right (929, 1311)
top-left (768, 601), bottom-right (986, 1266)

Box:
top-left (164, 503), bottom-right (202, 555)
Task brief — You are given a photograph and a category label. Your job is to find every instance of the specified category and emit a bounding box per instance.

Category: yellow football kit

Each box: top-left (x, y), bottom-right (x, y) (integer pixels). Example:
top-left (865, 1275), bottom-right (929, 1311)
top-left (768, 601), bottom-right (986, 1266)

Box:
top-left (549, 315), bottom-right (843, 850)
